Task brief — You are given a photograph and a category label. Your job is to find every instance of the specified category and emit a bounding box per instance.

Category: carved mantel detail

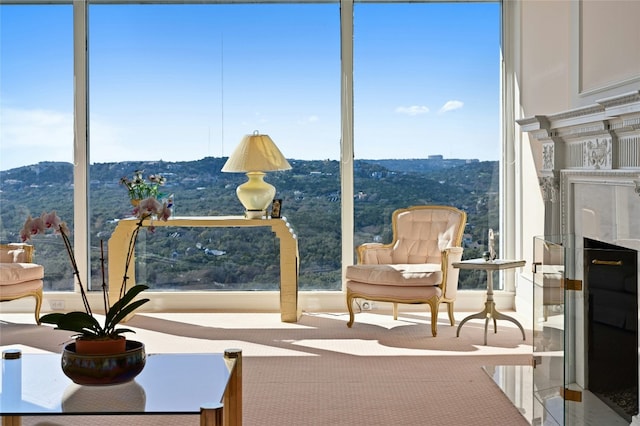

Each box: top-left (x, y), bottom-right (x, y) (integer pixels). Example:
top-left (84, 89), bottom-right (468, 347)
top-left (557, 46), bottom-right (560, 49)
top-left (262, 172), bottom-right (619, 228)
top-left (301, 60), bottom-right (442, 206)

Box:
top-left (517, 90), bottom-right (640, 235)
top-left (539, 174), bottom-right (559, 202)
top-left (585, 138), bottom-right (611, 169)
top-left (518, 90), bottom-right (640, 173)
top-left (542, 143), bottom-right (554, 171)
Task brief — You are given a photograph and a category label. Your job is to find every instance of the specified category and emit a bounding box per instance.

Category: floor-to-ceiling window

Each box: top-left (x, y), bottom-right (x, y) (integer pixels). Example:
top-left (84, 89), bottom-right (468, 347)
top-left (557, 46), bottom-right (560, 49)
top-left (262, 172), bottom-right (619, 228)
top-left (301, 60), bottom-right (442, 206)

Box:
top-left (353, 1), bottom-right (501, 289)
top-left (87, 3), bottom-right (341, 291)
top-left (0, 4), bottom-right (75, 290)
top-left (0, 0), bottom-right (502, 300)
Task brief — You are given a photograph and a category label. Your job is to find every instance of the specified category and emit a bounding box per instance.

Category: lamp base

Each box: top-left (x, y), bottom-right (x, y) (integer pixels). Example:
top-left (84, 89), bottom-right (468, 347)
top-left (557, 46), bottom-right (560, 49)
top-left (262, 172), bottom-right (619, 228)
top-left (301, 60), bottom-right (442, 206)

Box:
top-left (236, 171), bottom-right (276, 217)
top-left (245, 209), bottom-right (265, 219)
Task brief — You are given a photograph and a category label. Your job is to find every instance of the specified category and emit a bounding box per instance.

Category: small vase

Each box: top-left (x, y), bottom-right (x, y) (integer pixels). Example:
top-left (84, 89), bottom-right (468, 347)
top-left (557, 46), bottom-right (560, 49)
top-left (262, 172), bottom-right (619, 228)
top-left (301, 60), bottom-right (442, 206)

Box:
top-left (75, 336), bottom-right (127, 355)
top-left (130, 199), bottom-right (141, 207)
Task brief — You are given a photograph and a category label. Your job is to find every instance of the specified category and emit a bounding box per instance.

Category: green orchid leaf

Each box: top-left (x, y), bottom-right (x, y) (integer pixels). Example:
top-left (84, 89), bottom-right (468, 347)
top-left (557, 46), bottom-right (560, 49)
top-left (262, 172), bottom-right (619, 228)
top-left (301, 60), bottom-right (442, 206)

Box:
top-left (105, 284), bottom-right (149, 325)
top-left (39, 312), bottom-right (66, 325)
top-left (51, 311), bottom-right (104, 336)
top-left (104, 298), bottom-right (149, 334)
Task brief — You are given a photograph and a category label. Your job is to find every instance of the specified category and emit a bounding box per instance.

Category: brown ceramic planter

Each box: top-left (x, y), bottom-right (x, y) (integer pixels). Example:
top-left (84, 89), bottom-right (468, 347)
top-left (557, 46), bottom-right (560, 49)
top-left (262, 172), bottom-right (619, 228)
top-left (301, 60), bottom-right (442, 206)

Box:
top-left (74, 336), bottom-right (127, 355)
top-left (62, 340), bottom-right (146, 386)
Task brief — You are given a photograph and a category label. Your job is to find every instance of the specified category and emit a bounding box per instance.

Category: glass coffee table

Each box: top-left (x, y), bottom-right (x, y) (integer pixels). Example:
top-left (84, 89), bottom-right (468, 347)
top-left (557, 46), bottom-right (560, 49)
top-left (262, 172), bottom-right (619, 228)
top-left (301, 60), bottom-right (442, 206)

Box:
top-left (0, 349), bottom-right (242, 426)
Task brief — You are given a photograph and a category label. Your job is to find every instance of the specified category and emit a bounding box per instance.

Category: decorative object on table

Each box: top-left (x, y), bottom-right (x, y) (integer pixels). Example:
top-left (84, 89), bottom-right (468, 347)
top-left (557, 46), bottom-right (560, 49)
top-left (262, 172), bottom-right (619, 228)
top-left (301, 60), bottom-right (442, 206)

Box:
top-left (119, 170), bottom-right (168, 204)
top-left (487, 228), bottom-right (497, 261)
top-left (61, 340), bottom-right (146, 386)
top-left (222, 131), bottom-right (292, 219)
top-left (19, 172), bottom-right (173, 384)
top-left (271, 199), bottom-right (282, 219)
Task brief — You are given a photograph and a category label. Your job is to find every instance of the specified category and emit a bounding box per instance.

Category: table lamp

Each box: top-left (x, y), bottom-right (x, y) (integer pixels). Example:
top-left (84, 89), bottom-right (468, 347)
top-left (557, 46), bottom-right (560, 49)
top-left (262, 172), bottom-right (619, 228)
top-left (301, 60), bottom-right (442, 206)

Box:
top-left (222, 131), bottom-right (292, 219)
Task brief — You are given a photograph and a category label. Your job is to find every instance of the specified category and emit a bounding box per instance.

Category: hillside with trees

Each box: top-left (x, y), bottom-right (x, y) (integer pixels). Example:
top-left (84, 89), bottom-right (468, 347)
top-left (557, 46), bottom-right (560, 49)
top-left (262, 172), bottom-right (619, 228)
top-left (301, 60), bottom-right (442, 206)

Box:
top-left (0, 158), bottom-right (498, 291)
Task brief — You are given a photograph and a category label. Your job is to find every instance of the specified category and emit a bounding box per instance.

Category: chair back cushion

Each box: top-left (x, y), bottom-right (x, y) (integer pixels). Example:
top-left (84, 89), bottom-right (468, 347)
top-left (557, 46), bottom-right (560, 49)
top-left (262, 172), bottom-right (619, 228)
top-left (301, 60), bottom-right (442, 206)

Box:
top-left (0, 243), bottom-right (34, 263)
top-left (391, 207), bottom-right (465, 264)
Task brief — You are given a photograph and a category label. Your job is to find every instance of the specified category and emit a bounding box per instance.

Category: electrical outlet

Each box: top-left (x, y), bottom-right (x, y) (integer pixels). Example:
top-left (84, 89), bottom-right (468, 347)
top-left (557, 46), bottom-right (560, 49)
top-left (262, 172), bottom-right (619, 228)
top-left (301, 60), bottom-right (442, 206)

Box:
top-left (361, 301), bottom-right (374, 310)
top-left (49, 300), bottom-right (65, 310)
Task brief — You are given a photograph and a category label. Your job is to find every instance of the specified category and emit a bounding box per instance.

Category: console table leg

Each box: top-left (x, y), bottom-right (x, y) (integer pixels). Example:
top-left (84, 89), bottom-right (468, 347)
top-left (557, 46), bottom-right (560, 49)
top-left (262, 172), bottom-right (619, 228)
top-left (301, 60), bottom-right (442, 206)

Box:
top-left (200, 403), bottom-right (223, 426)
top-left (2, 416), bottom-right (21, 426)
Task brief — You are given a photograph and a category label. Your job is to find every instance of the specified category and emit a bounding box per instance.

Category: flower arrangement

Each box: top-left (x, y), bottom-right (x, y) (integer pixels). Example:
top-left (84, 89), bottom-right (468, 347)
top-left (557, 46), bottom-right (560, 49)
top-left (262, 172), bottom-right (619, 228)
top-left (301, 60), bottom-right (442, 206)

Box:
top-left (120, 170), bottom-right (167, 201)
top-left (21, 173), bottom-right (173, 343)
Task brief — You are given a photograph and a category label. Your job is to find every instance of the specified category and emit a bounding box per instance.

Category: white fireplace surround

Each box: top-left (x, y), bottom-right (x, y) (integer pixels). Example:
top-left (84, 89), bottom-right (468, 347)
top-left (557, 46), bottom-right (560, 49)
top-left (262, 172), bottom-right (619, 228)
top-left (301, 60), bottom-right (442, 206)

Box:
top-left (519, 90), bottom-right (640, 424)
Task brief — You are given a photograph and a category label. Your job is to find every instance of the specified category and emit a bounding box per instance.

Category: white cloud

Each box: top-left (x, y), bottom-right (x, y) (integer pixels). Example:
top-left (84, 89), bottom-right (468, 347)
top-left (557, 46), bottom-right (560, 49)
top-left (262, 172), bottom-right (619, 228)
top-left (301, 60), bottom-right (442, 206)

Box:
top-left (0, 107), bottom-right (74, 170)
top-left (297, 115), bottom-right (320, 125)
top-left (395, 105), bottom-right (429, 116)
top-left (438, 100), bottom-right (464, 114)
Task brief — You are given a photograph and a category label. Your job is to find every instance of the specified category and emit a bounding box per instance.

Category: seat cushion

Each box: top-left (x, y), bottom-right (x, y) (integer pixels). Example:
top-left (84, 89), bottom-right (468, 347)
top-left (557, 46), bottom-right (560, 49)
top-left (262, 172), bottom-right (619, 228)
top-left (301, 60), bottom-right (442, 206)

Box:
top-left (345, 263), bottom-right (441, 287)
top-left (0, 263), bottom-right (45, 285)
top-left (347, 281), bottom-right (441, 301)
top-left (0, 279), bottom-right (43, 298)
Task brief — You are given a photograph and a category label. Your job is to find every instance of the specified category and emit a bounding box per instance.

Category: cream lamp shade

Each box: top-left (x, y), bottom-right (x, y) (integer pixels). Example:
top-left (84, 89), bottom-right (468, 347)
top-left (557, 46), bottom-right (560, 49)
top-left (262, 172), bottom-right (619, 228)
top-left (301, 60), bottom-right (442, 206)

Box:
top-left (222, 132), bottom-right (292, 219)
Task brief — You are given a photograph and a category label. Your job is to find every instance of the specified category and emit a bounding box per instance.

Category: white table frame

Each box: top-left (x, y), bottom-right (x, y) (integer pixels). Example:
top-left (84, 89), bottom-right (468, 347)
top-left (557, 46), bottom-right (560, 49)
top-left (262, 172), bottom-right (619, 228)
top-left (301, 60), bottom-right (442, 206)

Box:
top-left (454, 258), bottom-right (526, 345)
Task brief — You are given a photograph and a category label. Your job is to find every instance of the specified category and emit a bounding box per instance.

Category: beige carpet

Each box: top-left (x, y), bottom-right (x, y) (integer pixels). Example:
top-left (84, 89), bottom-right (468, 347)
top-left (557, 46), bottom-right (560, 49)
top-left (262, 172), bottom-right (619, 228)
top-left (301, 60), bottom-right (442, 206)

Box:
top-left (1, 309), bottom-right (532, 425)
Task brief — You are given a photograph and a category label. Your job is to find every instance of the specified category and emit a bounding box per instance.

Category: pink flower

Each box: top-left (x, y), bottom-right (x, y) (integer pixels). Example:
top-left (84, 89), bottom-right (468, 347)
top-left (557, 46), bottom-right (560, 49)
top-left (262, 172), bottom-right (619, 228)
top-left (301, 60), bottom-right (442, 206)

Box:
top-left (20, 212), bottom-right (66, 242)
top-left (158, 202), bottom-right (172, 221)
top-left (19, 216), bottom-right (33, 242)
top-left (21, 215), bottom-right (46, 240)
top-left (42, 211), bottom-right (62, 230)
top-left (138, 197), bottom-right (162, 218)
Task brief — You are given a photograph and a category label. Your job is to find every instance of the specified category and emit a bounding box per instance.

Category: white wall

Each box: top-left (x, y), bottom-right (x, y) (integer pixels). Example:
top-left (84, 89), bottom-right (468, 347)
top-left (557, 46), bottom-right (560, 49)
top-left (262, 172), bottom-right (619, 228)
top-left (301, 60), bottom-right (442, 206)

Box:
top-left (514, 0), bottom-right (640, 313)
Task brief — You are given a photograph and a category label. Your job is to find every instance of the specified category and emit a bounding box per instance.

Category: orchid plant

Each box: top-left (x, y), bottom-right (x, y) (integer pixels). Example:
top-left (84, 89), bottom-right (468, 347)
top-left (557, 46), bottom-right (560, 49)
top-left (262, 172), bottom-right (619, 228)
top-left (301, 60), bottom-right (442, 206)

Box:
top-left (22, 174), bottom-right (173, 340)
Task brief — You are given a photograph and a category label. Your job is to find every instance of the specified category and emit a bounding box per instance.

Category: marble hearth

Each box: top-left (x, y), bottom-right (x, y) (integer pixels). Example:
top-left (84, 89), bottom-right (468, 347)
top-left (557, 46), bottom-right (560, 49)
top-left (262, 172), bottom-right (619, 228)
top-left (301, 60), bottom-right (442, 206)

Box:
top-left (519, 91), bottom-right (640, 425)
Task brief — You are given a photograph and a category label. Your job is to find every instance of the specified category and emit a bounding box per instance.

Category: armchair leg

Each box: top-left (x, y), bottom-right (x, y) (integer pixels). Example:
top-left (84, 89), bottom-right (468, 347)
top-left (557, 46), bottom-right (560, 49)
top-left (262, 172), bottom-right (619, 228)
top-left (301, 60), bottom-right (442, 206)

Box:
top-left (428, 298), bottom-right (439, 337)
top-left (346, 292), bottom-right (355, 328)
top-left (34, 288), bottom-right (43, 325)
top-left (393, 303), bottom-right (398, 320)
top-left (447, 302), bottom-right (455, 326)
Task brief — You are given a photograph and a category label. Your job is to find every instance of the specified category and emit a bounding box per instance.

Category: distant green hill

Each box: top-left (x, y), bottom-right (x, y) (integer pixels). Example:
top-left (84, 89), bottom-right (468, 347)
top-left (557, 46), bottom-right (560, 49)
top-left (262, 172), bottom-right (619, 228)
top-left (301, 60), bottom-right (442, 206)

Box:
top-left (0, 158), bottom-right (498, 291)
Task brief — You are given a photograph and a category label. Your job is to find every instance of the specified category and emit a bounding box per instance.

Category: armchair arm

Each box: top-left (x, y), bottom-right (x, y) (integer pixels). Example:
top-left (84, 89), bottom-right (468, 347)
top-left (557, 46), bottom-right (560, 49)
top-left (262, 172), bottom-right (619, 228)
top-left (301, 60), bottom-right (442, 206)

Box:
top-left (356, 243), bottom-right (394, 264)
top-left (441, 246), bottom-right (464, 300)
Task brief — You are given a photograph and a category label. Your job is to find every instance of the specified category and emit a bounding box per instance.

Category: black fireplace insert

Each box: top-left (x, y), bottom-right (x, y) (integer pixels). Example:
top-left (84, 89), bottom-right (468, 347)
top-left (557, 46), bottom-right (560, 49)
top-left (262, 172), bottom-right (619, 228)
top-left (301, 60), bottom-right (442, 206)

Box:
top-left (585, 237), bottom-right (638, 421)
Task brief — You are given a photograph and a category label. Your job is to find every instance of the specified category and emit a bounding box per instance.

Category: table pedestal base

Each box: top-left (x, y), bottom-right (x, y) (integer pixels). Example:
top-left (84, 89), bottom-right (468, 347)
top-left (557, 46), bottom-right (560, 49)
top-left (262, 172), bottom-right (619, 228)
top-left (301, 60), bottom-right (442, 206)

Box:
top-left (456, 300), bottom-right (526, 345)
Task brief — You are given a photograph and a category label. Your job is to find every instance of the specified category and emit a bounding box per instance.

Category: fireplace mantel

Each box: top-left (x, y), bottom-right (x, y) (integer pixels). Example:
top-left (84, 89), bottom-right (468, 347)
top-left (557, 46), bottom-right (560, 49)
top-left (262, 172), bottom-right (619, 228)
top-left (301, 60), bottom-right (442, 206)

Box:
top-left (518, 90), bottom-right (640, 236)
top-left (519, 91), bottom-right (640, 424)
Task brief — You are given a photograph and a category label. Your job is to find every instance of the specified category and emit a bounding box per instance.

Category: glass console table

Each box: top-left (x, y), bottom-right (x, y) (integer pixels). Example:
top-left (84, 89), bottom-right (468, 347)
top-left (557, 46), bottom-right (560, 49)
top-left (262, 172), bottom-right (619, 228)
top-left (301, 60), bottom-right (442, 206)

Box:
top-left (109, 216), bottom-right (300, 322)
top-left (0, 349), bottom-right (242, 426)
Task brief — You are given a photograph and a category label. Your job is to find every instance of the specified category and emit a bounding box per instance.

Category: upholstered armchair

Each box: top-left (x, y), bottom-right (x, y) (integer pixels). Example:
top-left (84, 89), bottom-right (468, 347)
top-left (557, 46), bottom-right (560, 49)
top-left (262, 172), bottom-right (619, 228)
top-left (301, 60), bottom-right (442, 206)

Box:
top-left (0, 243), bottom-right (44, 324)
top-left (346, 205), bottom-right (467, 336)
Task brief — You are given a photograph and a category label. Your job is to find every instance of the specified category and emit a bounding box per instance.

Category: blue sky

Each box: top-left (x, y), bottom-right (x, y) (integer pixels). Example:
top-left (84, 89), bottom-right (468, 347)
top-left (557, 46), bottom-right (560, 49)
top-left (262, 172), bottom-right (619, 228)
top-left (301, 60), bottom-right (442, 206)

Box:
top-left (0, 2), bottom-right (500, 171)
